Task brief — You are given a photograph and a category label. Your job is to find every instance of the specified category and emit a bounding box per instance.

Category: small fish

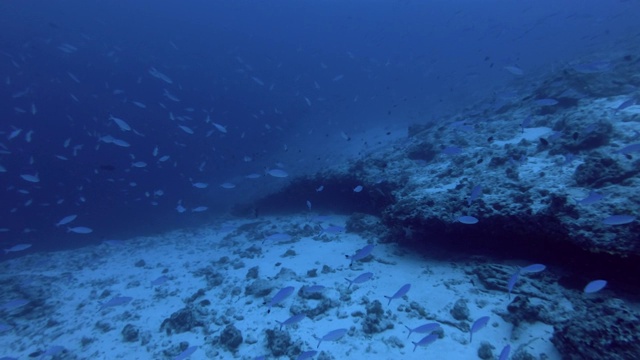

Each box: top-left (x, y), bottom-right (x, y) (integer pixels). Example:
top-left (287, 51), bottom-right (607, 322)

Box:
top-left (67, 226), bottom-right (93, 234)
top-left (348, 244), bottom-right (375, 265)
top-left (148, 67), bottom-right (173, 84)
top-left (353, 185), bottom-right (363, 193)
top-left (151, 276), bottom-right (169, 286)
top-left (615, 98), bottom-right (636, 112)
top-left (470, 316), bottom-right (490, 342)
top-left (499, 345), bottom-right (511, 360)
top-left (267, 286), bottom-right (295, 313)
top-left (20, 174), bottom-right (39, 183)
top-left (3, 243), bottom-right (32, 254)
top-left (112, 139), bottom-right (130, 147)
top-left (178, 125), bottom-right (194, 134)
top-left (132, 101), bottom-right (146, 108)
top-left (220, 182), bottom-right (236, 189)
top-left (405, 322), bottom-right (440, 339)
top-left (384, 283), bottom-right (411, 305)
top-left (251, 77), bottom-right (265, 86)
top-left (276, 313), bottom-right (306, 330)
top-left (212, 122), bottom-right (227, 133)
top-left (8, 128), bottom-right (22, 140)
top-left (504, 65), bottom-right (524, 76)
top-left (306, 200), bottom-right (312, 210)
top-left (315, 185), bottom-right (324, 192)
top-left (576, 191), bottom-right (604, 205)
top-left (192, 182), bottom-right (208, 189)
top-left (457, 215), bottom-right (478, 224)
top-left (317, 328), bottom-right (347, 348)
top-left (173, 346), bottom-right (197, 360)
top-left (602, 215), bottom-right (635, 225)
top-left (411, 332), bottom-right (438, 352)
top-left (99, 296), bottom-right (133, 311)
top-left (467, 185), bottom-right (482, 206)
top-left (346, 272), bottom-right (373, 289)
top-left (109, 115), bottom-right (131, 131)
top-left (131, 161), bottom-right (147, 168)
top-left (267, 169), bottom-right (288, 178)
top-left (520, 264), bottom-right (546, 273)
top-left (584, 279), bottom-right (607, 294)
top-left (191, 206), bottom-right (208, 212)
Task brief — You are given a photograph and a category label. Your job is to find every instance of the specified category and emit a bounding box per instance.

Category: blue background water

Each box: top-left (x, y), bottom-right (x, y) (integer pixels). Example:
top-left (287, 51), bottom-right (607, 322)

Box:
top-left (1, 0), bottom-right (639, 252)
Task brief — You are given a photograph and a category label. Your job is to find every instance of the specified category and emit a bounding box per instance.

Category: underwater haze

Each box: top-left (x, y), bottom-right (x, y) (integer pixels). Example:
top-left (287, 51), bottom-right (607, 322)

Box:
top-left (2, 1), bottom-right (640, 359)
top-left (1, 0), bottom-right (637, 246)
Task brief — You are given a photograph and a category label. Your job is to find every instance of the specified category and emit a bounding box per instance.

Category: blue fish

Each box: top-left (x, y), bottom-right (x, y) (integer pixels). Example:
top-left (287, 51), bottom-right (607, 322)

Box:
top-left (346, 272), bottom-right (373, 289)
top-left (470, 316), bottom-right (490, 342)
top-left (576, 191), bottom-right (604, 205)
top-left (317, 328), bottom-right (348, 348)
top-left (267, 286), bottom-right (295, 313)
top-left (173, 345), bottom-right (197, 360)
top-left (405, 322), bottom-right (440, 338)
top-left (151, 275), bottom-right (169, 286)
top-left (411, 332), bottom-right (438, 352)
top-left (602, 215), bottom-right (635, 225)
top-left (584, 280), bottom-right (607, 293)
top-left (499, 345), bottom-right (511, 360)
top-left (276, 313), bottom-right (306, 330)
top-left (348, 244), bottom-right (375, 265)
top-left (99, 296), bottom-right (132, 311)
top-left (467, 185), bottom-right (482, 206)
top-left (520, 264), bottom-right (546, 274)
top-left (384, 284), bottom-right (411, 305)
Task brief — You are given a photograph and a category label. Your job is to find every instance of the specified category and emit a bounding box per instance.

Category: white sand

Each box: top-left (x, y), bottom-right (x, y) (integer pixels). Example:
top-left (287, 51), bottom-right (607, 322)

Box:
top-left (0, 214), bottom-right (561, 360)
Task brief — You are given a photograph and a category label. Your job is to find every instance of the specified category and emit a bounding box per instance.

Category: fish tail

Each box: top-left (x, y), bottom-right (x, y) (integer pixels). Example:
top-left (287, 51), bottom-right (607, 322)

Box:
top-left (345, 278), bottom-right (353, 289)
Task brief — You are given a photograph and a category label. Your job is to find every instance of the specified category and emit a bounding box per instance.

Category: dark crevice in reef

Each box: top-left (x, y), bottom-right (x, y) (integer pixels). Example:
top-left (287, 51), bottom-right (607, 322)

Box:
top-left (384, 214), bottom-right (640, 295)
top-left (235, 175), bottom-right (398, 217)
top-left (240, 173), bottom-right (640, 296)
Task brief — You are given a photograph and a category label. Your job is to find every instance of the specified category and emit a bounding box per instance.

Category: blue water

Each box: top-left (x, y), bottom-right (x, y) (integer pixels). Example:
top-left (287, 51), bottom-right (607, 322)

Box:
top-left (1, 0), bottom-right (639, 252)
